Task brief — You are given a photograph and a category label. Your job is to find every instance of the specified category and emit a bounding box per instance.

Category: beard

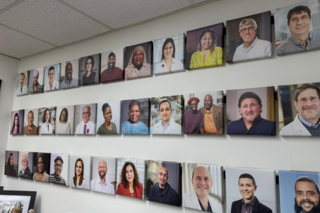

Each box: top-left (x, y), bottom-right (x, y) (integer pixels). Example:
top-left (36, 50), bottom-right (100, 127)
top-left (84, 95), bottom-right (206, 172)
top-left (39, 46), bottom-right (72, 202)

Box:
top-left (108, 63), bottom-right (115, 70)
top-left (99, 171), bottom-right (106, 179)
top-left (295, 198), bottom-right (320, 213)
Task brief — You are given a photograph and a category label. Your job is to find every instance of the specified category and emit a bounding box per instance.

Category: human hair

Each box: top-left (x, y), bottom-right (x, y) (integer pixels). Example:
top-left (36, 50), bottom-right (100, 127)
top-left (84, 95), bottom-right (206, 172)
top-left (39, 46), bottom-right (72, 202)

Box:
top-left (128, 100), bottom-right (140, 111)
top-left (73, 158), bottom-right (84, 187)
top-left (108, 52), bottom-right (116, 59)
top-left (37, 154), bottom-right (45, 174)
top-left (83, 105), bottom-right (91, 113)
top-left (287, 5), bottom-right (311, 24)
top-left (295, 176), bottom-right (320, 194)
top-left (238, 173), bottom-right (256, 186)
top-left (238, 92), bottom-right (262, 108)
top-left (12, 206), bottom-right (22, 213)
top-left (20, 73), bottom-right (25, 78)
top-left (159, 99), bottom-right (171, 110)
top-left (42, 108), bottom-right (51, 123)
top-left (48, 66), bottom-right (55, 73)
top-left (7, 153), bottom-right (13, 166)
top-left (294, 84), bottom-right (320, 102)
top-left (11, 113), bottom-right (20, 134)
top-left (161, 38), bottom-right (175, 61)
top-left (239, 18), bottom-right (257, 32)
top-left (59, 108), bottom-right (68, 123)
top-left (102, 103), bottom-right (111, 114)
top-left (85, 56), bottom-right (95, 71)
top-left (33, 69), bottom-right (39, 77)
top-left (197, 28), bottom-right (217, 54)
top-left (120, 162), bottom-right (140, 190)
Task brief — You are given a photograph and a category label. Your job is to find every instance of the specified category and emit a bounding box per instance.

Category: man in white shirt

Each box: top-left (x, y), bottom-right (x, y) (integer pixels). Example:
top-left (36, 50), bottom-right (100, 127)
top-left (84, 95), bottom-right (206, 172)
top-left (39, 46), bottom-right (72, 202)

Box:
top-left (44, 66), bottom-right (59, 91)
top-left (91, 160), bottom-right (114, 194)
top-left (75, 106), bottom-right (95, 134)
top-left (15, 73), bottom-right (28, 96)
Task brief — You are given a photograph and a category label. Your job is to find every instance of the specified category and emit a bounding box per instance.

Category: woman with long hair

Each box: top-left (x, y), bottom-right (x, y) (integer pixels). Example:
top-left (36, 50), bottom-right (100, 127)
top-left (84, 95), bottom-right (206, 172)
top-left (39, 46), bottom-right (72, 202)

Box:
top-left (11, 113), bottom-right (20, 135)
top-left (72, 158), bottom-right (89, 189)
top-left (33, 154), bottom-right (49, 182)
top-left (82, 56), bottom-right (96, 85)
top-left (40, 108), bottom-right (53, 134)
top-left (5, 153), bottom-right (17, 176)
top-left (56, 108), bottom-right (71, 134)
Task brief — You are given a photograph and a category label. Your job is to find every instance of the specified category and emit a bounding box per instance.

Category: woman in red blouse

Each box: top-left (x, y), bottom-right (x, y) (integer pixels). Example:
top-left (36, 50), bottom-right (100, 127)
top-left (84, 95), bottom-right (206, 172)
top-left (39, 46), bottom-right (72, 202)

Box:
top-left (116, 162), bottom-right (143, 199)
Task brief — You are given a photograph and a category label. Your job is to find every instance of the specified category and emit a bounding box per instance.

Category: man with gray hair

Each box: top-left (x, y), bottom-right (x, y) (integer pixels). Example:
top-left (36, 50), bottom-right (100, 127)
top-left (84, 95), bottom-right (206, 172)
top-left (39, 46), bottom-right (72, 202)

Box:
top-left (75, 106), bottom-right (95, 134)
top-left (91, 160), bottom-right (115, 194)
top-left (28, 209), bottom-right (35, 213)
top-left (28, 69), bottom-right (43, 94)
top-left (232, 18), bottom-right (271, 62)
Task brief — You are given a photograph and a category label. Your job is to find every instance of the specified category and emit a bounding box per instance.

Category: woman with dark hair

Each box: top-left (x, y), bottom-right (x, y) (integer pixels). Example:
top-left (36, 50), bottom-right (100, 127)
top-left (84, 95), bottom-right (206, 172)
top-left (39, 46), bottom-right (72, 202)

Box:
top-left (189, 28), bottom-right (223, 69)
top-left (125, 45), bottom-right (151, 79)
top-left (11, 113), bottom-right (20, 135)
top-left (33, 154), bottom-right (49, 182)
top-left (5, 153), bottom-right (17, 176)
top-left (82, 56), bottom-right (96, 85)
top-left (72, 158), bottom-right (89, 189)
top-left (184, 97), bottom-right (205, 134)
top-left (155, 38), bottom-right (183, 74)
top-left (40, 108), bottom-right (53, 134)
top-left (97, 103), bottom-right (118, 134)
top-left (56, 108), bottom-right (71, 134)
top-left (116, 162), bottom-right (143, 199)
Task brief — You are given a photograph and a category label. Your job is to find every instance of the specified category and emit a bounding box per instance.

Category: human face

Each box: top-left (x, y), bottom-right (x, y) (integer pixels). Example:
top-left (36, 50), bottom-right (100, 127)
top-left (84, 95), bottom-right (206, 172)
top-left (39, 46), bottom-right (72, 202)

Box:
top-left (54, 160), bottom-right (63, 176)
top-left (9, 156), bottom-right (13, 166)
top-left (164, 42), bottom-right (173, 60)
top-left (103, 107), bottom-right (112, 123)
top-left (48, 70), bottom-right (55, 82)
top-left (37, 156), bottom-right (44, 173)
top-left (125, 165), bottom-right (134, 183)
top-left (65, 64), bottom-right (73, 81)
top-left (82, 107), bottom-right (91, 124)
top-left (239, 178), bottom-right (257, 202)
top-left (295, 181), bottom-right (320, 212)
top-left (98, 161), bottom-right (107, 179)
top-left (159, 102), bottom-right (171, 123)
top-left (238, 98), bottom-right (262, 123)
top-left (129, 104), bottom-right (140, 124)
top-left (86, 58), bottom-right (93, 72)
top-left (19, 75), bottom-right (25, 86)
top-left (61, 110), bottom-right (66, 123)
top-left (22, 159), bottom-right (27, 170)
top-left (201, 32), bottom-right (213, 51)
top-left (14, 116), bottom-right (18, 126)
top-left (28, 112), bottom-right (34, 127)
top-left (288, 11), bottom-right (311, 38)
top-left (76, 161), bottom-right (83, 177)
top-left (294, 89), bottom-right (320, 123)
top-left (190, 101), bottom-right (198, 112)
top-left (204, 95), bottom-right (213, 110)
top-left (133, 50), bottom-right (144, 66)
top-left (191, 166), bottom-right (213, 197)
top-left (45, 110), bottom-right (50, 122)
top-left (240, 24), bottom-right (257, 46)
top-left (108, 55), bottom-right (116, 69)
top-left (33, 74), bottom-right (38, 86)
top-left (158, 167), bottom-right (168, 188)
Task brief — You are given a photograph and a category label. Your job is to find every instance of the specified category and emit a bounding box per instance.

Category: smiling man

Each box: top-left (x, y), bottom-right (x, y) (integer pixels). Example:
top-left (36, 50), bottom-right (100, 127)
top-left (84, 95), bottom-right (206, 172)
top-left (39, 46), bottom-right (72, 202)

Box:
top-left (49, 156), bottom-right (66, 186)
top-left (294, 177), bottom-right (320, 213)
top-left (101, 52), bottom-right (124, 83)
top-left (60, 62), bottom-right (79, 89)
top-left (75, 106), bottom-right (96, 135)
top-left (23, 111), bottom-right (39, 135)
top-left (16, 73), bottom-right (28, 96)
top-left (233, 18), bottom-right (271, 62)
top-left (91, 160), bottom-right (114, 194)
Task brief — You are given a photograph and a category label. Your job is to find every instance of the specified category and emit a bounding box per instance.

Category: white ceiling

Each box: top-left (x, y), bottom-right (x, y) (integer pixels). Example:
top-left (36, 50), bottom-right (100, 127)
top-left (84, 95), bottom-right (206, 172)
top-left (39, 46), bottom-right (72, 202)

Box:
top-left (0, 0), bottom-right (215, 59)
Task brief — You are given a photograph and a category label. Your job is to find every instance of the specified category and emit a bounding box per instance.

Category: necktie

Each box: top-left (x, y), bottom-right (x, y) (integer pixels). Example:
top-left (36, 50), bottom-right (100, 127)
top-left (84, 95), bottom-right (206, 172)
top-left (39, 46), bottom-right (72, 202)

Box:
top-left (83, 124), bottom-right (87, 134)
top-left (20, 87), bottom-right (22, 92)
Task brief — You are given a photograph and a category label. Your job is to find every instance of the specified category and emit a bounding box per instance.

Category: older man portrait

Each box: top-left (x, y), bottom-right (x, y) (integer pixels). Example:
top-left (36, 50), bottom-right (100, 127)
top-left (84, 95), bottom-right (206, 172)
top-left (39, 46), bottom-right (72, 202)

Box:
top-left (49, 156), bottom-right (66, 186)
top-left (16, 73), bottom-right (28, 96)
top-left (75, 106), bottom-right (95, 134)
top-left (60, 62), bottom-right (79, 89)
top-left (91, 160), bottom-right (114, 194)
top-left (23, 111), bottom-right (39, 135)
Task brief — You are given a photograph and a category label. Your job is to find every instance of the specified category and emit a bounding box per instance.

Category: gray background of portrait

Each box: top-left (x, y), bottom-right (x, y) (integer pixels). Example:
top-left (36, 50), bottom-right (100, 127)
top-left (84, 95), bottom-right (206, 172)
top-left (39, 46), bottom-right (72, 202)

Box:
top-left (38, 107), bottom-right (56, 134)
top-left (74, 103), bottom-right (97, 134)
top-left (69, 155), bottom-right (91, 190)
top-left (5, 150), bottom-right (19, 177)
top-left (49, 153), bottom-right (69, 186)
top-left (28, 68), bottom-right (44, 93)
top-left (44, 63), bottom-right (61, 91)
top-left (96, 101), bottom-right (120, 134)
top-left (24, 108), bottom-right (39, 129)
top-left (121, 98), bottom-right (150, 129)
top-left (60, 59), bottom-right (80, 85)
top-left (10, 110), bottom-right (24, 135)
top-left (18, 152), bottom-right (33, 179)
top-left (124, 42), bottom-right (152, 68)
top-left (56, 105), bottom-right (75, 135)
top-left (79, 54), bottom-right (100, 85)
top-left (91, 157), bottom-right (117, 193)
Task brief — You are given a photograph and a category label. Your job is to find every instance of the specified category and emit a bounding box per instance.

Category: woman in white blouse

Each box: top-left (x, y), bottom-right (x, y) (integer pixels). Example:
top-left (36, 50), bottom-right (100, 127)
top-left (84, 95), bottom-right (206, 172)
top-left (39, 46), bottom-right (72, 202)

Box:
top-left (72, 158), bottom-right (89, 189)
top-left (40, 108), bottom-right (53, 134)
top-left (56, 108), bottom-right (71, 134)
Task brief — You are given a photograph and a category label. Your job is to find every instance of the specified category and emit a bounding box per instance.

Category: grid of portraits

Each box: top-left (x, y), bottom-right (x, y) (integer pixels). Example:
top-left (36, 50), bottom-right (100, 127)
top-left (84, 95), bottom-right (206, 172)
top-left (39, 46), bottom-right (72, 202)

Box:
top-left (44, 63), bottom-right (61, 92)
top-left (69, 155), bottom-right (92, 190)
top-left (4, 150), bottom-right (19, 178)
top-left (49, 153), bottom-right (69, 186)
top-left (79, 54), bottom-right (101, 86)
top-left (10, 110), bottom-right (24, 135)
top-left (29, 68), bottom-right (44, 94)
top-left (96, 101), bottom-right (121, 135)
top-left (18, 152), bottom-right (33, 180)
top-left (100, 49), bottom-right (124, 83)
top-left (74, 104), bottom-right (97, 135)
top-left (56, 105), bottom-right (75, 135)
top-left (15, 71), bottom-right (29, 96)
top-left (38, 107), bottom-right (56, 135)
top-left (32, 152), bottom-right (51, 183)
top-left (60, 59), bottom-right (80, 90)
top-left (23, 109), bottom-right (39, 135)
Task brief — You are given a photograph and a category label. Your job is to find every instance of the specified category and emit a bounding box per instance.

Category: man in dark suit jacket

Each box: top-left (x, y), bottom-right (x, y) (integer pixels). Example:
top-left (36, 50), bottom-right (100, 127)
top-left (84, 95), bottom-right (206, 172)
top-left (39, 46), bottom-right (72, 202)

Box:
top-left (199, 94), bottom-right (223, 135)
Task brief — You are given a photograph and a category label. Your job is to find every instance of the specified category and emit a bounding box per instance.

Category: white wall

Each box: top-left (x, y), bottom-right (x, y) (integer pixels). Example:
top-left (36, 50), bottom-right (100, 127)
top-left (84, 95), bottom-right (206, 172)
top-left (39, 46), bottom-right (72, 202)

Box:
top-left (3, 0), bottom-right (320, 212)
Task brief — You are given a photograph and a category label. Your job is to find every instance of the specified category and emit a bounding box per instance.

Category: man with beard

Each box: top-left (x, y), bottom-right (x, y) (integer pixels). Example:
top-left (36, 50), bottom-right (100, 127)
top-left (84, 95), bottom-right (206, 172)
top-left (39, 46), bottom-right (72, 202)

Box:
top-left (15, 73), bottom-right (28, 96)
top-left (91, 160), bottom-right (115, 194)
top-left (60, 62), bottom-right (79, 89)
top-left (23, 111), bottom-right (39, 135)
top-left (148, 167), bottom-right (179, 206)
top-left (18, 154), bottom-right (32, 179)
top-left (294, 176), bottom-right (320, 213)
top-left (101, 52), bottom-right (124, 83)
top-left (199, 94), bottom-right (224, 135)
top-left (281, 84), bottom-right (320, 136)
top-left (49, 156), bottom-right (66, 186)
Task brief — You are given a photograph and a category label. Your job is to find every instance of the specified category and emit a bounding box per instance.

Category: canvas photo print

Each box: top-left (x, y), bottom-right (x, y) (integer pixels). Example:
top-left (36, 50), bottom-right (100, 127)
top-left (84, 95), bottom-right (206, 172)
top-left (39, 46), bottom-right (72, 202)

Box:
top-left (100, 49), bottom-right (124, 83)
top-left (23, 109), bottom-right (39, 135)
top-left (69, 155), bottom-right (91, 190)
top-left (44, 63), bottom-right (60, 92)
top-left (10, 110), bottom-right (24, 136)
top-left (96, 101), bottom-right (120, 134)
top-left (15, 71), bottom-right (29, 96)
top-left (56, 105), bottom-right (75, 135)
top-left (49, 153), bottom-right (69, 186)
top-left (79, 54), bottom-right (101, 85)
top-left (38, 107), bottom-right (56, 135)
top-left (18, 152), bottom-right (33, 180)
top-left (32, 152), bottom-right (51, 183)
top-left (4, 150), bottom-right (19, 178)
top-left (60, 59), bottom-right (79, 89)
top-left (74, 104), bottom-right (97, 135)
top-left (0, 197), bottom-right (30, 213)
top-left (28, 68), bottom-right (44, 94)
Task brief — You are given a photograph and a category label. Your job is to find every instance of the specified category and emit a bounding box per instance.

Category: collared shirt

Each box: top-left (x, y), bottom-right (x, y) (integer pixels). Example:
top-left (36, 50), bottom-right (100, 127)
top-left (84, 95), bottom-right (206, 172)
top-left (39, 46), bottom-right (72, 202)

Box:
top-left (298, 114), bottom-right (320, 128)
top-left (23, 125), bottom-right (39, 135)
top-left (91, 178), bottom-right (115, 194)
top-left (75, 120), bottom-right (95, 135)
top-left (154, 58), bottom-right (184, 74)
top-left (204, 105), bottom-right (218, 134)
top-left (15, 85), bottom-right (28, 96)
top-left (233, 37), bottom-right (271, 62)
top-left (241, 196), bottom-right (256, 213)
top-left (44, 79), bottom-right (59, 91)
top-left (161, 120), bottom-right (170, 133)
top-left (60, 78), bottom-right (79, 89)
top-left (198, 199), bottom-right (213, 212)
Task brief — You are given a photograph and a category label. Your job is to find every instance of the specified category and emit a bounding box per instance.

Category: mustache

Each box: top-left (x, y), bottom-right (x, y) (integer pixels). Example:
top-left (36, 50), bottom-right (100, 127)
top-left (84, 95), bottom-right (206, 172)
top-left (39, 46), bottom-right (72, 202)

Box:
top-left (302, 106), bottom-right (317, 111)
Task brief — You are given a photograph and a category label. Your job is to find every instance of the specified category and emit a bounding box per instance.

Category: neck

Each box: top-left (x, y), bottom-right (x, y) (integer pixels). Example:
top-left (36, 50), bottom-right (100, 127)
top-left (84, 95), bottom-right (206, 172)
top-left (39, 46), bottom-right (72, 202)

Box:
top-left (129, 181), bottom-right (134, 188)
top-left (55, 172), bottom-right (60, 178)
top-left (67, 78), bottom-right (72, 83)
top-left (202, 49), bottom-right (209, 54)
top-left (46, 121), bottom-right (49, 125)
top-left (28, 124), bottom-right (33, 129)
top-left (243, 119), bottom-right (254, 130)
top-left (77, 176), bottom-right (81, 181)
top-left (244, 38), bottom-right (255, 48)
top-left (164, 58), bottom-right (172, 63)
top-left (197, 194), bottom-right (209, 206)
top-left (109, 66), bottom-right (114, 71)
top-left (304, 116), bottom-right (320, 125)
top-left (292, 32), bottom-right (309, 45)
top-left (20, 84), bottom-right (23, 87)
top-left (205, 106), bottom-right (212, 111)
top-left (49, 80), bottom-right (53, 86)
top-left (61, 121), bottom-right (65, 124)
top-left (162, 119), bottom-right (170, 127)
top-left (243, 196), bottom-right (254, 203)
top-left (104, 120), bottom-right (111, 126)
top-left (100, 177), bottom-right (105, 185)
top-left (159, 183), bottom-right (166, 189)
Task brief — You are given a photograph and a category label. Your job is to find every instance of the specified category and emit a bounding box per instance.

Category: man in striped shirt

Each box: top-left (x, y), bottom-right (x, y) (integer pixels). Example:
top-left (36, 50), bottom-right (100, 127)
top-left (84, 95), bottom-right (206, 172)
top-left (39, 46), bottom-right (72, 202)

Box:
top-left (49, 156), bottom-right (66, 186)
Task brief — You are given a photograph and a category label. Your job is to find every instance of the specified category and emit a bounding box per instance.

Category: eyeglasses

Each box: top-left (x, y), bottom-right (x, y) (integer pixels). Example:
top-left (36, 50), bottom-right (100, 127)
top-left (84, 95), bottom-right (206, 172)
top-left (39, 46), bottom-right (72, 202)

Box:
top-left (298, 97), bottom-right (319, 104)
top-left (240, 26), bottom-right (255, 33)
top-left (158, 172), bottom-right (168, 178)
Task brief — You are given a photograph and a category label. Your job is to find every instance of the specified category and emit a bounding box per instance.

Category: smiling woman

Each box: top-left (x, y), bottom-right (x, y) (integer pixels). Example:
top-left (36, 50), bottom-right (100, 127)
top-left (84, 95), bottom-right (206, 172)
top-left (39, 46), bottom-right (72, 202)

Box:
top-left (33, 153), bottom-right (50, 183)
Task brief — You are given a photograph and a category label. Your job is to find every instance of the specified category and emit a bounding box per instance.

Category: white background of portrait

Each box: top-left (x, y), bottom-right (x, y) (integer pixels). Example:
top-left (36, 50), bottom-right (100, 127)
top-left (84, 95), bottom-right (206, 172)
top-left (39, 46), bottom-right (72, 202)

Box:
top-left (74, 103), bottom-right (97, 134)
top-left (24, 109), bottom-right (39, 129)
top-left (17, 152), bottom-right (33, 178)
top-left (56, 105), bottom-right (75, 135)
top-left (101, 49), bottom-right (124, 71)
top-left (29, 68), bottom-right (44, 89)
top-left (50, 153), bottom-right (69, 186)
top-left (61, 59), bottom-right (79, 83)
top-left (43, 63), bottom-right (61, 91)
top-left (69, 155), bottom-right (91, 190)
top-left (0, 195), bottom-right (31, 213)
top-left (96, 101), bottom-right (120, 134)
top-left (91, 157), bottom-right (117, 192)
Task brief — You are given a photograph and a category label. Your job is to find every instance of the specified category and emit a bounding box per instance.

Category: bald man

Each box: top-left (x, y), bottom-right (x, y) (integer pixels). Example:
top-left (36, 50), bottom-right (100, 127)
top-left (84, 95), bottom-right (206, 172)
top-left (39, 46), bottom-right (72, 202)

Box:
top-left (183, 166), bottom-right (222, 213)
top-left (148, 167), bottom-right (179, 206)
top-left (91, 160), bottom-right (114, 194)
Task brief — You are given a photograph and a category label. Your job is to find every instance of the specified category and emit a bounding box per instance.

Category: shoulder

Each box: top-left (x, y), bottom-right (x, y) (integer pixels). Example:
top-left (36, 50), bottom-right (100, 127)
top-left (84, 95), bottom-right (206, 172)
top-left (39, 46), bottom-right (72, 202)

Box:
top-left (121, 121), bottom-right (130, 126)
top-left (310, 31), bottom-right (320, 38)
top-left (260, 118), bottom-right (275, 127)
top-left (139, 121), bottom-right (148, 128)
top-left (191, 50), bottom-right (201, 57)
top-left (215, 46), bottom-right (223, 52)
top-left (256, 199), bottom-right (272, 212)
top-left (227, 118), bottom-right (243, 127)
top-left (257, 38), bottom-right (272, 45)
top-left (143, 62), bottom-right (151, 69)
top-left (280, 121), bottom-right (294, 134)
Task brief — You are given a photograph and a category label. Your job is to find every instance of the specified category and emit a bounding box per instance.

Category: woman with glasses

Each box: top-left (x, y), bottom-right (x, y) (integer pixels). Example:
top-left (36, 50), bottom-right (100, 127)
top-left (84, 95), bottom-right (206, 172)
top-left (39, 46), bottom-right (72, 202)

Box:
top-left (33, 154), bottom-right (49, 182)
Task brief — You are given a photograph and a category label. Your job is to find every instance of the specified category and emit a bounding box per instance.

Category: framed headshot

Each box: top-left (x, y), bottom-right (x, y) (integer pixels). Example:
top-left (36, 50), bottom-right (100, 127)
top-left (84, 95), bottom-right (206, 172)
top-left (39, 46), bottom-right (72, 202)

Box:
top-left (116, 158), bottom-right (146, 199)
top-left (56, 105), bottom-right (75, 135)
top-left (226, 86), bottom-right (276, 136)
top-left (32, 152), bottom-right (51, 183)
top-left (15, 71), bottom-right (29, 96)
top-left (10, 110), bottom-right (24, 135)
top-left (275, 1), bottom-right (320, 56)
top-left (38, 107), bottom-right (56, 135)
top-left (182, 163), bottom-right (224, 212)
top-left (186, 23), bottom-right (224, 70)
top-left (28, 68), bottom-right (44, 94)
top-left (146, 160), bottom-right (181, 207)
top-left (226, 11), bottom-right (272, 63)
top-left (225, 167), bottom-right (277, 213)
top-left (279, 170), bottom-right (320, 213)
top-left (120, 98), bottom-right (150, 135)
top-left (4, 150), bottom-right (19, 178)
top-left (18, 152), bottom-right (33, 180)
top-left (0, 190), bottom-right (37, 213)
top-left (60, 59), bottom-right (80, 89)
top-left (124, 42), bottom-right (153, 79)
top-left (150, 96), bottom-right (183, 135)
top-left (23, 109), bottom-right (39, 135)
top-left (69, 155), bottom-right (91, 190)
top-left (44, 63), bottom-right (61, 92)
top-left (278, 82), bottom-right (320, 136)
top-left (100, 49), bottom-right (124, 83)
top-left (153, 33), bottom-right (185, 75)
top-left (91, 157), bottom-right (117, 195)
top-left (74, 103), bottom-right (97, 135)
top-left (184, 91), bottom-right (224, 135)
top-left (79, 53), bottom-right (101, 86)
top-left (49, 153), bottom-right (69, 186)
top-left (96, 101), bottom-right (121, 135)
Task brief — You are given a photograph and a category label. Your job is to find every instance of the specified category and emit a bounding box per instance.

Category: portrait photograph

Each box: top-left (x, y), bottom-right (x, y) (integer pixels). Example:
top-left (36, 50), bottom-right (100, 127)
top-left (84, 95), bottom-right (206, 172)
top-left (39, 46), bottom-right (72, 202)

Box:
top-left (56, 105), bottom-right (75, 135)
top-left (15, 71), bottom-right (29, 96)
top-left (79, 53), bottom-right (101, 86)
top-left (124, 41), bottom-right (153, 79)
top-left (182, 163), bottom-right (224, 213)
top-left (0, 195), bottom-right (31, 213)
top-left (184, 91), bottom-right (224, 135)
top-left (153, 33), bottom-right (185, 75)
top-left (275, 0), bottom-right (320, 56)
top-left (74, 103), bottom-right (97, 135)
top-left (91, 157), bottom-right (117, 195)
top-left (150, 96), bottom-right (183, 135)
top-left (146, 160), bottom-right (181, 207)
top-left (226, 86), bottom-right (276, 136)
top-left (23, 108), bottom-right (39, 135)
top-left (121, 98), bottom-right (150, 135)
top-left (69, 155), bottom-right (91, 190)
top-left (10, 110), bottom-right (24, 136)
top-left (225, 166), bottom-right (277, 213)
top-left (100, 49), bottom-right (124, 83)
top-left (44, 63), bottom-right (61, 92)
top-left (60, 59), bottom-right (80, 89)
top-left (279, 170), bottom-right (320, 213)
top-left (32, 152), bottom-right (51, 183)
top-left (186, 23), bottom-right (224, 70)
top-left (116, 158), bottom-right (146, 199)
top-left (18, 152), bottom-right (33, 180)
top-left (96, 101), bottom-right (121, 135)
top-left (28, 68), bottom-right (44, 94)
top-left (49, 153), bottom-right (69, 186)
top-left (38, 107), bottom-right (56, 135)
top-left (226, 11), bottom-right (272, 63)
top-left (4, 150), bottom-right (19, 178)
top-left (278, 82), bottom-right (320, 136)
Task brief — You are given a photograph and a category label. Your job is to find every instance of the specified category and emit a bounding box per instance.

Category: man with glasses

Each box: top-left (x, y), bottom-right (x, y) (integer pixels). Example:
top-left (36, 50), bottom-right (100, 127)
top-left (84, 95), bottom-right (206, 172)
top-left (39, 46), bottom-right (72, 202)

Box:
top-left (148, 167), bottom-right (179, 206)
top-left (44, 66), bottom-right (59, 91)
top-left (281, 84), bottom-right (320, 136)
top-left (232, 18), bottom-right (271, 62)
top-left (49, 156), bottom-right (66, 186)
top-left (75, 106), bottom-right (96, 134)
top-left (18, 154), bottom-right (32, 179)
